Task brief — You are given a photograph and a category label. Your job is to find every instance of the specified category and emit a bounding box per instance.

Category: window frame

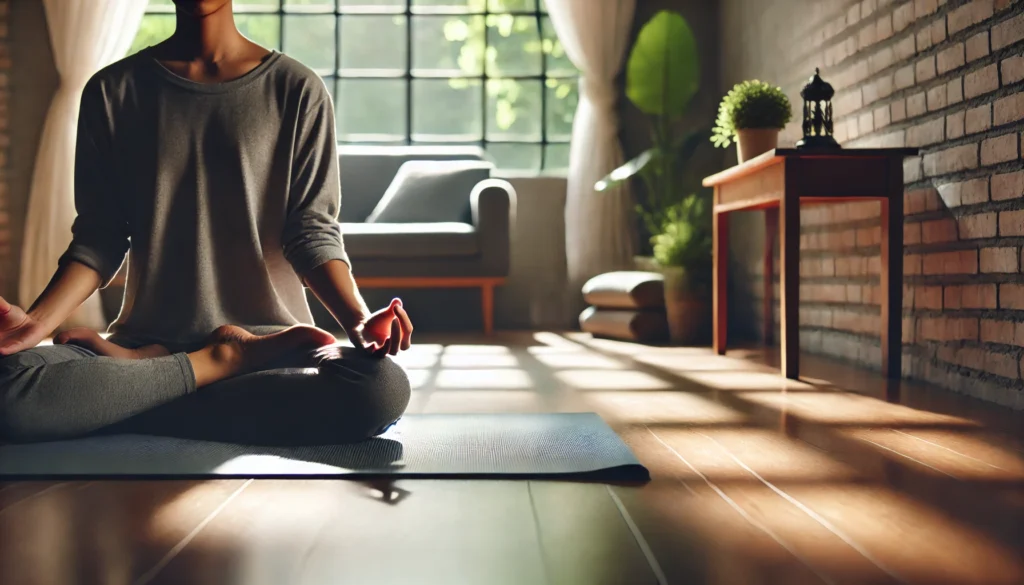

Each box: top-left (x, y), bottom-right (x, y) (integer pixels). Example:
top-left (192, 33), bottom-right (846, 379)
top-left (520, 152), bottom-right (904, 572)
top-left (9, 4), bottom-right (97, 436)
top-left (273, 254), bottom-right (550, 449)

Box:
top-left (140, 0), bottom-right (576, 172)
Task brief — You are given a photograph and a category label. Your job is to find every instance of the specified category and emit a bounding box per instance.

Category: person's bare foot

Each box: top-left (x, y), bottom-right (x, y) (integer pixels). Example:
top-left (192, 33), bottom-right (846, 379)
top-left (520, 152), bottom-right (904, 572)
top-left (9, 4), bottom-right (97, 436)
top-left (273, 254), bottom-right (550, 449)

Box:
top-left (189, 324), bottom-right (337, 387)
top-left (54, 328), bottom-right (170, 359)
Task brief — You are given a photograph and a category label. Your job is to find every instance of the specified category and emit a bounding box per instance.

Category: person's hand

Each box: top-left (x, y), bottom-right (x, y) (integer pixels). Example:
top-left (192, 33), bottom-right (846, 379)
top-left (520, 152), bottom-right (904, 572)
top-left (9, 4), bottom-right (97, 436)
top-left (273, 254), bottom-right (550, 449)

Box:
top-left (0, 296), bottom-right (51, 357)
top-left (348, 298), bottom-right (413, 358)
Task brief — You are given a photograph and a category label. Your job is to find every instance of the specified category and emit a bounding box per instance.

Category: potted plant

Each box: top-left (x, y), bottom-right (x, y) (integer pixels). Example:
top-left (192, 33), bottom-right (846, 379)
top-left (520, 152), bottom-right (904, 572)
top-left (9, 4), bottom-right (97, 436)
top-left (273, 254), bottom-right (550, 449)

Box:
top-left (594, 9), bottom-right (706, 271)
top-left (711, 80), bottom-right (792, 162)
top-left (651, 193), bottom-right (713, 344)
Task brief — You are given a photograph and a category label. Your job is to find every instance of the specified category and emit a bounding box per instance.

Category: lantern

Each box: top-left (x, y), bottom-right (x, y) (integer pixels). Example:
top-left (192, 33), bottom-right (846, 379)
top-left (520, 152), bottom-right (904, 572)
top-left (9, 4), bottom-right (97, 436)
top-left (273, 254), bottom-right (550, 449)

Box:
top-left (796, 68), bottom-right (840, 149)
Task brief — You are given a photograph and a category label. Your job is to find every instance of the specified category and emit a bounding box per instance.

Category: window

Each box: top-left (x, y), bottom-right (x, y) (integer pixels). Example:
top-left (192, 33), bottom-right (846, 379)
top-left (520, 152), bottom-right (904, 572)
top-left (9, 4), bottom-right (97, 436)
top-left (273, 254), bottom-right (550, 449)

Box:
top-left (130, 0), bottom-right (578, 172)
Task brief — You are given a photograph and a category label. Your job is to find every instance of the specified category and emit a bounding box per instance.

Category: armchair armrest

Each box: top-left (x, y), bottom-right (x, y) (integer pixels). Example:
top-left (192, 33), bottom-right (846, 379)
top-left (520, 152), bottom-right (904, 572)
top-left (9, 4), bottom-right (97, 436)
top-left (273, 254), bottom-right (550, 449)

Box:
top-left (470, 178), bottom-right (517, 277)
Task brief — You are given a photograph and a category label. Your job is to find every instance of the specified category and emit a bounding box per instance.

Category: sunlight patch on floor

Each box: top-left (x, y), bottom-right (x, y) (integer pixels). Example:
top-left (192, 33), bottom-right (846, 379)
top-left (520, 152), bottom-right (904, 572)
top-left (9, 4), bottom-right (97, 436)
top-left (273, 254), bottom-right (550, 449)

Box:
top-left (434, 369), bottom-right (533, 389)
top-left (529, 351), bottom-right (624, 369)
top-left (554, 369), bottom-right (674, 391)
top-left (584, 391), bottom-right (747, 425)
top-left (678, 370), bottom-right (815, 392)
top-left (421, 390), bottom-right (545, 413)
top-left (440, 353), bottom-right (520, 368)
top-left (442, 344), bottom-right (511, 355)
top-left (740, 392), bottom-right (980, 428)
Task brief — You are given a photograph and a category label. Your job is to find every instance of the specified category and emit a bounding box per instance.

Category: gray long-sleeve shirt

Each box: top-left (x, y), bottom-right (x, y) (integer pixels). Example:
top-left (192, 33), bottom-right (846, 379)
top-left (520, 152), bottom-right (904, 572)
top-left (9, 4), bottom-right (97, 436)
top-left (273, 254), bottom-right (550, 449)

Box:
top-left (62, 49), bottom-right (349, 352)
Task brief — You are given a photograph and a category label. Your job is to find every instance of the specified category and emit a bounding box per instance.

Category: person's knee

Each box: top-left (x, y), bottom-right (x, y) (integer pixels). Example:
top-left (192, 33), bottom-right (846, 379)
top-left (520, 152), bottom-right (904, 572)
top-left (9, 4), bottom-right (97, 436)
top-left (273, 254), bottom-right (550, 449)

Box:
top-left (317, 346), bottom-right (412, 438)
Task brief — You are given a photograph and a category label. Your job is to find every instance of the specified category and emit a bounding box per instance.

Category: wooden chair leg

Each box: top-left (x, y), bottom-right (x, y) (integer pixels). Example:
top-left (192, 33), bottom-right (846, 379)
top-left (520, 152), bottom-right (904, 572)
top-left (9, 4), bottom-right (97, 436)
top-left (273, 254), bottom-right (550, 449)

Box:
top-left (713, 208), bottom-right (729, 355)
top-left (779, 194), bottom-right (800, 380)
top-left (481, 283), bottom-right (494, 336)
top-left (880, 166), bottom-right (905, 379)
top-left (764, 207), bottom-right (778, 346)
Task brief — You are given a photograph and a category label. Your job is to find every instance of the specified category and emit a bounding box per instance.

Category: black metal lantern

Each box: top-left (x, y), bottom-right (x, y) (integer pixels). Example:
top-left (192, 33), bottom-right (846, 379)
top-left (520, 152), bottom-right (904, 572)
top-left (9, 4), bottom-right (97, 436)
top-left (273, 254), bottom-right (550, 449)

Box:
top-left (796, 68), bottom-right (840, 149)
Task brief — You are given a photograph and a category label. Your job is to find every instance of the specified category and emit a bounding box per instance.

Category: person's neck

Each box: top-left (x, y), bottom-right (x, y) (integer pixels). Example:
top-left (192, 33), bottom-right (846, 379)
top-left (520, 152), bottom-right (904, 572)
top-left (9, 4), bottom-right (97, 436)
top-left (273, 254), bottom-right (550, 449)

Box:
top-left (168, 2), bottom-right (246, 63)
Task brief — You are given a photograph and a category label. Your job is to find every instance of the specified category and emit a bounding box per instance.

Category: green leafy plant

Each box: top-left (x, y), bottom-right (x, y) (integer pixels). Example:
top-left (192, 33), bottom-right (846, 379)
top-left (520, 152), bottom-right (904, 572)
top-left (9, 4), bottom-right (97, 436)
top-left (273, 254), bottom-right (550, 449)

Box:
top-left (711, 80), bottom-right (792, 148)
top-left (594, 10), bottom-right (707, 241)
top-left (651, 193), bottom-right (712, 287)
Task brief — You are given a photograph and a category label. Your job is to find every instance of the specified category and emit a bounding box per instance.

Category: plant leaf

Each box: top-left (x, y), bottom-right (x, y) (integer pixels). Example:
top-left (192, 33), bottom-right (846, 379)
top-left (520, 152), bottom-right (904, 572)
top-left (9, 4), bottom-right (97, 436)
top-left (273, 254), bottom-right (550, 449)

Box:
top-left (625, 10), bottom-right (700, 118)
top-left (594, 148), bottom-right (660, 191)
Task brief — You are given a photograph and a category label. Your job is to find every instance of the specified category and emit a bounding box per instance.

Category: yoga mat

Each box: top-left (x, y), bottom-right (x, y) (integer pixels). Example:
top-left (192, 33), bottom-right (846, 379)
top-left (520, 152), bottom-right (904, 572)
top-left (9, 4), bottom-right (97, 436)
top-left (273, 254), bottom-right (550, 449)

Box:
top-left (0, 413), bottom-right (649, 482)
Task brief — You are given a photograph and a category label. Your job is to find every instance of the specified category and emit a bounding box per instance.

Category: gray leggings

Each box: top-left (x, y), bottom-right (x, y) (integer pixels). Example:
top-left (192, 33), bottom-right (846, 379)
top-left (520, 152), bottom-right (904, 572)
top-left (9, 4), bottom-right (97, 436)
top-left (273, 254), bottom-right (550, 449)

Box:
top-left (0, 344), bottom-right (411, 445)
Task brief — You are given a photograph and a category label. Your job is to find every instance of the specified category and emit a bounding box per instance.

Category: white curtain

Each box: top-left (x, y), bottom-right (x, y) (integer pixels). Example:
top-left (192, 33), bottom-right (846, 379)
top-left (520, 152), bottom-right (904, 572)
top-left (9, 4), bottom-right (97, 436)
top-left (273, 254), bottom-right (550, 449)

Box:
top-left (20, 0), bottom-right (145, 330)
top-left (546, 0), bottom-right (638, 296)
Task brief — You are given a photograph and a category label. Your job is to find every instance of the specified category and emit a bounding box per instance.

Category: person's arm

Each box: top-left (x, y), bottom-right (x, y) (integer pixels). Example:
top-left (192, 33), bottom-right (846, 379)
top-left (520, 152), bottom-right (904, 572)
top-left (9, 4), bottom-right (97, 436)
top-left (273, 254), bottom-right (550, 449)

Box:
top-left (27, 261), bottom-right (104, 333)
top-left (303, 259), bottom-right (370, 334)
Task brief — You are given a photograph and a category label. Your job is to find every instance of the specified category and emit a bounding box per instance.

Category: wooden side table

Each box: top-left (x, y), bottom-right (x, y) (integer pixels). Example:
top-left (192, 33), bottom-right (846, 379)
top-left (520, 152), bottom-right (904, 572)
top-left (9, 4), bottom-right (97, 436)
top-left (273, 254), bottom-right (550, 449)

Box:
top-left (702, 147), bottom-right (919, 380)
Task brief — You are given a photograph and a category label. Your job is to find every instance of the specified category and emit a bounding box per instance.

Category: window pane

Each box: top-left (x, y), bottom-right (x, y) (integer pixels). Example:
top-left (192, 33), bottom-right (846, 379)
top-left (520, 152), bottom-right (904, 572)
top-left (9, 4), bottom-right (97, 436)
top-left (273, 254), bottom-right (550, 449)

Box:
top-left (413, 15), bottom-right (484, 76)
top-left (485, 15), bottom-right (541, 77)
top-left (539, 0), bottom-right (548, 12)
top-left (413, 79), bottom-right (483, 141)
top-left (541, 17), bottom-right (575, 76)
top-left (488, 0), bottom-right (538, 10)
top-left (340, 15), bottom-right (407, 73)
top-left (283, 0), bottom-right (332, 9)
top-left (488, 144), bottom-right (541, 171)
top-left (487, 79), bottom-right (540, 141)
top-left (130, 14), bottom-right (175, 55)
top-left (336, 79), bottom-right (408, 142)
top-left (284, 16), bottom-right (336, 71)
top-left (340, 0), bottom-right (405, 12)
top-left (147, 0), bottom-right (175, 7)
top-left (236, 15), bottom-right (281, 50)
top-left (236, 0), bottom-right (282, 9)
top-left (321, 76), bottom-right (336, 103)
top-left (543, 143), bottom-right (569, 171)
top-left (412, 0), bottom-right (487, 13)
top-left (545, 77), bottom-right (576, 141)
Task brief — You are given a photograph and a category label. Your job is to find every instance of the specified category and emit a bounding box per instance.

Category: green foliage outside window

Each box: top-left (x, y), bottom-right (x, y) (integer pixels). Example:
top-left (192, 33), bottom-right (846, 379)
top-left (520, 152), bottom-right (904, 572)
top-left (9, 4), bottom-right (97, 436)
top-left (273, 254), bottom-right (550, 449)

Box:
top-left (129, 0), bottom-right (577, 171)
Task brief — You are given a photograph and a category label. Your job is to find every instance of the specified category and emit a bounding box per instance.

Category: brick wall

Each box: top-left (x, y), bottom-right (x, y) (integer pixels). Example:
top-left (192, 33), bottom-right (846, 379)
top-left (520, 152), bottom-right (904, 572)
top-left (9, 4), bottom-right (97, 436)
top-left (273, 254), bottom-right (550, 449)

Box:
top-left (721, 0), bottom-right (1024, 408)
top-left (0, 0), bottom-right (8, 298)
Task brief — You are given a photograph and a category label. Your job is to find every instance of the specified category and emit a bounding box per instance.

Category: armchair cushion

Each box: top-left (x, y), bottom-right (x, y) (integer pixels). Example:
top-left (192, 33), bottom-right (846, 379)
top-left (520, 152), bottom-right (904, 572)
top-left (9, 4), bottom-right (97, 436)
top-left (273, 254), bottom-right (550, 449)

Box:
top-left (340, 222), bottom-right (479, 258)
top-left (365, 160), bottom-right (494, 224)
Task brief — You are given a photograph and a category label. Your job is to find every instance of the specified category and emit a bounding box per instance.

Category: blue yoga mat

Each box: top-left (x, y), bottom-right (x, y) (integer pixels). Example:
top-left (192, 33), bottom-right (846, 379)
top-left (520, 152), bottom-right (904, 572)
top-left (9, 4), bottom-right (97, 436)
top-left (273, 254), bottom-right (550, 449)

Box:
top-left (0, 413), bottom-right (649, 482)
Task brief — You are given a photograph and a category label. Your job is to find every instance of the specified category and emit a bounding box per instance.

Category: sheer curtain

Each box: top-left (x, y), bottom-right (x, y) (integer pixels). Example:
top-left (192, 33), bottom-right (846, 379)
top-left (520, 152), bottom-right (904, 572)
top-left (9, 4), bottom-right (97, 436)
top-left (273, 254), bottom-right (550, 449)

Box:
top-left (545, 0), bottom-right (637, 299)
top-left (19, 0), bottom-right (145, 330)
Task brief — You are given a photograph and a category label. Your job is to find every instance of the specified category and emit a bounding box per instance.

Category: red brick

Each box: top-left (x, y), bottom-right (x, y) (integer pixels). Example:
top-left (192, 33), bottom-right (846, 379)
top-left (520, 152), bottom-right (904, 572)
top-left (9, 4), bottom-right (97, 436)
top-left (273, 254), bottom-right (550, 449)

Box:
top-left (905, 187), bottom-right (941, 212)
top-left (937, 43), bottom-right (965, 74)
top-left (946, 78), bottom-right (963, 105)
top-left (918, 285), bottom-right (944, 308)
top-left (1000, 283), bottom-right (1024, 309)
top-left (964, 64), bottom-right (999, 98)
top-left (875, 75), bottom-right (894, 100)
top-left (947, 110), bottom-right (965, 139)
top-left (904, 156), bottom-right (922, 182)
top-left (1002, 55), bottom-right (1024, 85)
top-left (923, 143), bottom-right (979, 176)
top-left (992, 171), bottom-right (1024, 201)
top-left (958, 211), bottom-right (997, 238)
top-left (908, 117), bottom-right (945, 146)
top-left (931, 18), bottom-right (948, 45)
top-left (849, 2), bottom-right (863, 26)
top-left (921, 218), bottom-right (958, 242)
top-left (949, 0), bottom-right (994, 35)
top-left (922, 249), bottom-right (977, 274)
top-left (874, 105), bottom-right (891, 129)
top-left (859, 112), bottom-right (874, 134)
top-left (907, 92), bottom-right (927, 117)
top-left (980, 350), bottom-right (1018, 379)
top-left (905, 253), bottom-right (923, 274)
top-left (927, 85), bottom-right (947, 111)
top-left (981, 319), bottom-right (1014, 344)
top-left (981, 247), bottom-right (1018, 272)
top-left (920, 317), bottom-right (979, 341)
top-left (915, 56), bottom-right (937, 82)
top-left (915, 0), bottom-right (938, 18)
top-left (894, 1), bottom-right (915, 31)
top-left (996, 0), bottom-right (1011, 10)
top-left (906, 221), bottom-right (923, 244)
top-left (994, 94), bottom-right (1024, 126)
top-left (860, 23), bottom-right (878, 49)
top-left (966, 31), bottom-right (990, 62)
top-left (892, 99), bottom-right (908, 123)
top-left (965, 104), bottom-right (992, 134)
top-left (981, 133), bottom-right (1019, 166)
top-left (999, 209), bottom-right (1024, 235)
top-left (894, 35), bottom-right (917, 61)
top-left (946, 177), bottom-right (990, 206)
top-left (863, 0), bottom-right (878, 17)
top-left (847, 118), bottom-right (861, 140)
top-left (895, 64), bottom-right (915, 89)
top-left (992, 13), bottom-right (1024, 50)
top-left (877, 15), bottom-right (894, 41)
top-left (869, 46), bottom-right (894, 75)
top-left (964, 283), bottom-right (998, 307)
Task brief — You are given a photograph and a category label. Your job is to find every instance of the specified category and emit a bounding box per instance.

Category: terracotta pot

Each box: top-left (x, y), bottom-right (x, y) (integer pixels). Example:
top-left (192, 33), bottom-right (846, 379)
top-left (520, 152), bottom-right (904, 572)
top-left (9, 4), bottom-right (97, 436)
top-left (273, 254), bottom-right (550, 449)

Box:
top-left (661, 266), bottom-right (712, 346)
top-left (736, 128), bottom-right (780, 163)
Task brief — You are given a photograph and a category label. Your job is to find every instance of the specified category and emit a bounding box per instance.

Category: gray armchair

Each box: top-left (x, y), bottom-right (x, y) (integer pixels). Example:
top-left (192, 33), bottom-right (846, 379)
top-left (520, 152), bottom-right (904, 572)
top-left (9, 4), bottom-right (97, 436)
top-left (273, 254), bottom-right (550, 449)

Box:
top-left (337, 146), bottom-right (517, 334)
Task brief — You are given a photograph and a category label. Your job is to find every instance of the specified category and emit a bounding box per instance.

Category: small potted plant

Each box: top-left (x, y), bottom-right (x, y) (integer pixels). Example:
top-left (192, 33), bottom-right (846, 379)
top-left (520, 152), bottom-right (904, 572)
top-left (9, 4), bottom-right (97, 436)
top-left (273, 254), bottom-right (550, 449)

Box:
top-left (711, 80), bottom-right (792, 162)
top-left (651, 193), bottom-right (712, 345)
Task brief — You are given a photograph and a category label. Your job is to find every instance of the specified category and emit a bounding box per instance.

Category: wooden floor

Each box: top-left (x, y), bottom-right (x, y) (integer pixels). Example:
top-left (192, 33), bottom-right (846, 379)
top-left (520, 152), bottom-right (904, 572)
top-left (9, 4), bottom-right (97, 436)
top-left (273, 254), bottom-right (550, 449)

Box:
top-left (2, 331), bottom-right (1023, 584)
